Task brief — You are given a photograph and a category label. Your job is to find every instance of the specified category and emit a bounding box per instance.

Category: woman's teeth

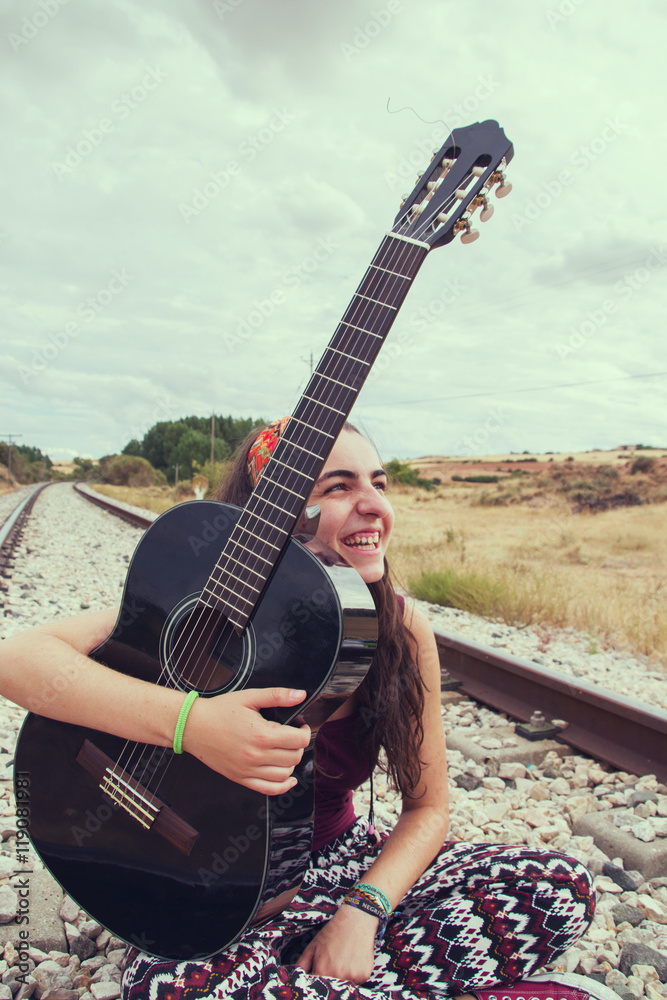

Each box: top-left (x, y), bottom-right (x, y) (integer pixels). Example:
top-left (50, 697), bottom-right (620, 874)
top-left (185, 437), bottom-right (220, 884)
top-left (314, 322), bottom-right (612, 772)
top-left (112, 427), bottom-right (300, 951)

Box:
top-left (343, 532), bottom-right (380, 551)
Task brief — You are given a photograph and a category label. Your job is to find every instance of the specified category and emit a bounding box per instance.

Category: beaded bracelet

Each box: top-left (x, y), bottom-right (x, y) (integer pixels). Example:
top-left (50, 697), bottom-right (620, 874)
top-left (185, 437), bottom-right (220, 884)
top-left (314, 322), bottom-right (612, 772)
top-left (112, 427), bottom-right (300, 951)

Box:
top-left (173, 690), bottom-right (199, 754)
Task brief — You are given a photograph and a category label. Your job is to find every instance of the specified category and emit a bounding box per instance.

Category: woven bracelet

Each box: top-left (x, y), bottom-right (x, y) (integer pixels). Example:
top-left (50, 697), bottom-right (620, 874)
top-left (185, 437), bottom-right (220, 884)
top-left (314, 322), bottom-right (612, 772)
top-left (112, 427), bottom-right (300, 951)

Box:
top-left (353, 882), bottom-right (392, 915)
top-left (173, 690), bottom-right (199, 754)
top-left (342, 890), bottom-right (390, 939)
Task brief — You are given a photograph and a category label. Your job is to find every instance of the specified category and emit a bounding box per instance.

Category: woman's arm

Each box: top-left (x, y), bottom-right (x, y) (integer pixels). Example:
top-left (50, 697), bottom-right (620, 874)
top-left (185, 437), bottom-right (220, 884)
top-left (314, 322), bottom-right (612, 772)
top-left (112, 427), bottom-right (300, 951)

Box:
top-left (297, 603), bottom-right (448, 982)
top-left (0, 610), bottom-right (310, 795)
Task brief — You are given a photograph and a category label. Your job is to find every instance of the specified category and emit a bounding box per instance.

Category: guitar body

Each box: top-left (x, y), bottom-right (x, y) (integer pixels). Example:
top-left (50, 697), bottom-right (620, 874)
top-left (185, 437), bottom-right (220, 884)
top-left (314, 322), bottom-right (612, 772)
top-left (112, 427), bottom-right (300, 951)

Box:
top-left (15, 500), bottom-right (377, 960)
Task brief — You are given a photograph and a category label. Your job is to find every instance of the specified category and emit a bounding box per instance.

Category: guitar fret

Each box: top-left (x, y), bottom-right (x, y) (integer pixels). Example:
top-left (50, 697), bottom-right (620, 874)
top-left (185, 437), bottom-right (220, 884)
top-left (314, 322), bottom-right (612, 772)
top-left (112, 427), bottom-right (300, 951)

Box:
top-left (244, 511), bottom-right (291, 534)
top-left (289, 416), bottom-right (335, 439)
top-left (256, 496), bottom-right (294, 518)
top-left (261, 476), bottom-right (306, 500)
top-left (326, 347), bottom-right (370, 367)
top-left (206, 589), bottom-right (254, 611)
top-left (316, 372), bottom-right (358, 390)
top-left (226, 539), bottom-right (273, 565)
top-left (282, 439), bottom-right (325, 461)
top-left (356, 294), bottom-right (397, 310)
top-left (270, 457), bottom-right (312, 480)
top-left (340, 321), bottom-right (383, 339)
top-left (209, 568), bottom-right (261, 594)
top-left (219, 554), bottom-right (265, 580)
top-left (301, 394), bottom-right (346, 416)
top-left (370, 264), bottom-right (410, 278)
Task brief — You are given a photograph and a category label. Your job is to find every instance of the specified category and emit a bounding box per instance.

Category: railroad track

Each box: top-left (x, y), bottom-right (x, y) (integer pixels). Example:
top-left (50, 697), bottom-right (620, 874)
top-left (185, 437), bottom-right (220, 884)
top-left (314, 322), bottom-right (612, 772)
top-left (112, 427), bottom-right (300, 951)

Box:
top-left (5, 483), bottom-right (667, 782)
top-left (0, 483), bottom-right (53, 591)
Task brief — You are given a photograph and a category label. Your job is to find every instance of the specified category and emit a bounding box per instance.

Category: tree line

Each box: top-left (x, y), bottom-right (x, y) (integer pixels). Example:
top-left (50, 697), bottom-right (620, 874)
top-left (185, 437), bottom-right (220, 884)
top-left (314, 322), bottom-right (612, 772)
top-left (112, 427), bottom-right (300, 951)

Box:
top-left (0, 441), bottom-right (53, 484)
top-left (121, 414), bottom-right (263, 482)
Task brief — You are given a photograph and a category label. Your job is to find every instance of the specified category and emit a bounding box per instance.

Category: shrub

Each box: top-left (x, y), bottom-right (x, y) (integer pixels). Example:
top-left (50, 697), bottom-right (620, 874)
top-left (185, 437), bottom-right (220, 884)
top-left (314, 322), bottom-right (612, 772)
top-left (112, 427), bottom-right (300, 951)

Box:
top-left (452, 474), bottom-right (499, 483)
top-left (384, 459), bottom-right (435, 490)
top-left (630, 455), bottom-right (656, 475)
top-left (96, 455), bottom-right (166, 487)
top-left (410, 567), bottom-right (506, 618)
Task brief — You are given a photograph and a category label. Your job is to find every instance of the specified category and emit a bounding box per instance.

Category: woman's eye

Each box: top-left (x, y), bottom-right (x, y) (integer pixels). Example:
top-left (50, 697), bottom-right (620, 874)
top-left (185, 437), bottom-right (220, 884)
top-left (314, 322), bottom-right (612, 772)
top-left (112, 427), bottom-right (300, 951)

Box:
top-left (374, 481), bottom-right (388, 492)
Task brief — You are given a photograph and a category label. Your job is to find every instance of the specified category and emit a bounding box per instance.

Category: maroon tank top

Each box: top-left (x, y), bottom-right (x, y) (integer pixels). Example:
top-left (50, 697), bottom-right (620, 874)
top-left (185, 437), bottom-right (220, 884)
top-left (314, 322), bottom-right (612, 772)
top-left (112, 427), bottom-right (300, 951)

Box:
top-left (311, 595), bottom-right (405, 850)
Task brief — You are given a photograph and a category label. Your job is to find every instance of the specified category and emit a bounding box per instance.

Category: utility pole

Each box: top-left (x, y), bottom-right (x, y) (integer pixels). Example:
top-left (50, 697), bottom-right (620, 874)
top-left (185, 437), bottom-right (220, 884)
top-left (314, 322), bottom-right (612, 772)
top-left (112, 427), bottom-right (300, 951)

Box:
top-left (1, 434), bottom-right (22, 480)
top-left (210, 413), bottom-right (215, 464)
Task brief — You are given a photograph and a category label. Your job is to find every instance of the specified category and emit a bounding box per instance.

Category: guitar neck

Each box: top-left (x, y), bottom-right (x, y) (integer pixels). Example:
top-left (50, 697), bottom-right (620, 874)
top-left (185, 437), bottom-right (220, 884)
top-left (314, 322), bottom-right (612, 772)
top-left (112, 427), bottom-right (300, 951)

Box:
top-left (202, 233), bottom-right (429, 630)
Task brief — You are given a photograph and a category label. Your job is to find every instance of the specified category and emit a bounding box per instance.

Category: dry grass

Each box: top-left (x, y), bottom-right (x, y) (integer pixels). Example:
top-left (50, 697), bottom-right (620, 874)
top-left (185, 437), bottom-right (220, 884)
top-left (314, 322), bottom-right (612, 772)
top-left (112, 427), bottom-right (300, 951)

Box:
top-left (92, 483), bottom-right (192, 516)
top-left (389, 487), bottom-right (667, 665)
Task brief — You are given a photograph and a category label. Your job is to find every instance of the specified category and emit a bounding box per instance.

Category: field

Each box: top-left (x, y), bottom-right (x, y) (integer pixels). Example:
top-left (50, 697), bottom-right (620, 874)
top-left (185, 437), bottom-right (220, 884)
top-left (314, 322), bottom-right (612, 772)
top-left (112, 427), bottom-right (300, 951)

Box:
top-left (75, 447), bottom-right (667, 666)
top-left (390, 448), bottom-right (667, 665)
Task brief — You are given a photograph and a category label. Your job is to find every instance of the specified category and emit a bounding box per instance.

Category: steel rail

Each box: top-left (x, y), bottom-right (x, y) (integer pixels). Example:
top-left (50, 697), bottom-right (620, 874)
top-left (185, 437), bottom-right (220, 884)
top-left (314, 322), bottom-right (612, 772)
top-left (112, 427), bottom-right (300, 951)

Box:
top-left (73, 483), bottom-right (155, 529)
top-left (0, 483), bottom-right (53, 582)
top-left (435, 629), bottom-right (667, 782)
top-left (74, 483), bottom-right (667, 780)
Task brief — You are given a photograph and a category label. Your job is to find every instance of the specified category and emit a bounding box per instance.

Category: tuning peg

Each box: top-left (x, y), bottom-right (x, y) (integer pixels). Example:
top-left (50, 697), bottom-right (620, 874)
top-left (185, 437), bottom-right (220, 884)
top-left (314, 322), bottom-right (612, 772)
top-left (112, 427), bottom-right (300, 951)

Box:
top-left (495, 181), bottom-right (512, 198)
top-left (441, 157), bottom-right (454, 169)
top-left (470, 194), bottom-right (494, 222)
top-left (471, 165), bottom-right (485, 177)
top-left (454, 219), bottom-right (480, 244)
top-left (455, 189), bottom-right (467, 200)
top-left (479, 197), bottom-right (494, 221)
top-left (487, 169), bottom-right (512, 198)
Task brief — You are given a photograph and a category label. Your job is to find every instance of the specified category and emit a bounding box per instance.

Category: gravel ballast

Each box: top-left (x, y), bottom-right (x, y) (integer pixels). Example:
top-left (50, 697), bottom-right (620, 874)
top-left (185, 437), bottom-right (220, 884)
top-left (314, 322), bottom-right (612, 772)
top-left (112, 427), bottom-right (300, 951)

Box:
top-left (0, 483), bottom-right (665, 994)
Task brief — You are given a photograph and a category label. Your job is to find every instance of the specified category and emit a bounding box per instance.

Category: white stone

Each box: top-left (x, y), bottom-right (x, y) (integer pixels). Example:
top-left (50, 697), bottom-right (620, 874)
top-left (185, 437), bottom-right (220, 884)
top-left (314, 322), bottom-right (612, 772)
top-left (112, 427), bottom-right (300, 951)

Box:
top-left (626, 974), bottom-right (646, 996)
top-left (594, 876), bottom-right (623, 894)
top-left (0, 885), bottom-right (16, 924)
top-left (636, 896), bottom-right (667, 924)
top-left (485, 801), bottom-right (511, 823)
top-left (632, 820), bottom-right (656, 842)
top-left (631, 965), bottom-right (660, 985)
top-left (499, 763), bottom-right (527, 780)
top-left (90, 985), bottom-right (121, 1000)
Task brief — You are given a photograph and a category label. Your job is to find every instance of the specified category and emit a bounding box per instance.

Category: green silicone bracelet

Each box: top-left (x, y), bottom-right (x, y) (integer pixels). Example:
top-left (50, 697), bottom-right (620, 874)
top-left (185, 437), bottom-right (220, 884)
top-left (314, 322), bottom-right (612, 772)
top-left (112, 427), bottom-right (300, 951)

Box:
top-left (173, 690), bottom-right (199, 754)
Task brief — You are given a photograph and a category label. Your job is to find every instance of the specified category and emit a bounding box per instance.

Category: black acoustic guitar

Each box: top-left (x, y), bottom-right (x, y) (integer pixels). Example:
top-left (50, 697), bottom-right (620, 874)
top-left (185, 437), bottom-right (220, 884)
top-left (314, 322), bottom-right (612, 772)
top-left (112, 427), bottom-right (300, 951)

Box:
top-left (16, 120), bottom-right (513, 961)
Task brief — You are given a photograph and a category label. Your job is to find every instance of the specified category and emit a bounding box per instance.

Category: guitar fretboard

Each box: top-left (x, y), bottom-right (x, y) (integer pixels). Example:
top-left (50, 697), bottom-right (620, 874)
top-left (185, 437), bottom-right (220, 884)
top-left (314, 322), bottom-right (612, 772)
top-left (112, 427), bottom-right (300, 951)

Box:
top-left (200, 233), bottom-right (429, 630)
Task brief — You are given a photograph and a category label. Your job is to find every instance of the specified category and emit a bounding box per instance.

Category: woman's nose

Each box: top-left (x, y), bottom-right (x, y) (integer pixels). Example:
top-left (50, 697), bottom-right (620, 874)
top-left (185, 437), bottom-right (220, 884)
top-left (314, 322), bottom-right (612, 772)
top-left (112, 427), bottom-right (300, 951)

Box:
top-left (357, 486), bottom-right (391, 516)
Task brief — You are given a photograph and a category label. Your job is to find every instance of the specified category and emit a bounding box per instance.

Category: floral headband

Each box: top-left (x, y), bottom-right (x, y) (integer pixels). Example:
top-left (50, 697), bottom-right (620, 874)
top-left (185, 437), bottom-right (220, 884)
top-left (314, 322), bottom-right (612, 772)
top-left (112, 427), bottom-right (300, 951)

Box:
top-left (247, 416), bottom-right (289, 488)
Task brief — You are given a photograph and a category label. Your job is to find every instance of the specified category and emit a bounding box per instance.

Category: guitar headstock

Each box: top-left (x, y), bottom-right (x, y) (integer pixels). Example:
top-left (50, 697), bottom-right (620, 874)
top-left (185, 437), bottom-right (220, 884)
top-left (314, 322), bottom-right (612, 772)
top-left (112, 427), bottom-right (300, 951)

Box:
top-left (392, 119), bottom-right (514, 249)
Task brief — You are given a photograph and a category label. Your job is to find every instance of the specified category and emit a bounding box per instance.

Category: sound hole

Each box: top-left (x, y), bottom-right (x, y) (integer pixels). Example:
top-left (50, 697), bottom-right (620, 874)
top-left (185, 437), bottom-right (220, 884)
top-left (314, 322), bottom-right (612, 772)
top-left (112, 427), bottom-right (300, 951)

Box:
top-left (161, 599), bottom-right (252, 694)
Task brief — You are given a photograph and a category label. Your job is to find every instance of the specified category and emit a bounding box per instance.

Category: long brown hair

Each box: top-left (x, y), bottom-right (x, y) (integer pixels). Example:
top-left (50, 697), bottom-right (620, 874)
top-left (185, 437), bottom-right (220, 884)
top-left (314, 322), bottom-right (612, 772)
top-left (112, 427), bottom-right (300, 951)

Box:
top-left (212, 423), bottom-right (426, 795)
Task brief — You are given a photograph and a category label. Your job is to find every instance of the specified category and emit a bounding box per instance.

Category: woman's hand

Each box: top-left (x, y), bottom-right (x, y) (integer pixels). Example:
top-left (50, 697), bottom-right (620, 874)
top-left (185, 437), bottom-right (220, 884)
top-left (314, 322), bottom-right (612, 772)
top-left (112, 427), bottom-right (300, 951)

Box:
top-left (296, 904), bottom-right (378, 984)
top-left (182, 686), bottom-right (311, 796)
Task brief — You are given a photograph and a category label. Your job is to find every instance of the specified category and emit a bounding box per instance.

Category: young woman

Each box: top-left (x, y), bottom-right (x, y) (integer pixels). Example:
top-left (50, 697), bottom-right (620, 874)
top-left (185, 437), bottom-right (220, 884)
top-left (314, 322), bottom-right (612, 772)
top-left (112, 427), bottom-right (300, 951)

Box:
top-left (0, 421), bottom-right (606, 1000)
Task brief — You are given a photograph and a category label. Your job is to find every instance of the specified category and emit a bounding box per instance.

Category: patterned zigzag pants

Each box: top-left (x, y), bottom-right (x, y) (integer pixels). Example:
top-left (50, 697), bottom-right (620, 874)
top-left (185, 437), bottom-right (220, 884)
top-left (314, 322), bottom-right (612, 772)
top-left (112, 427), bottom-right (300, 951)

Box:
top-left (122, 818), bottom-right (595, 1000)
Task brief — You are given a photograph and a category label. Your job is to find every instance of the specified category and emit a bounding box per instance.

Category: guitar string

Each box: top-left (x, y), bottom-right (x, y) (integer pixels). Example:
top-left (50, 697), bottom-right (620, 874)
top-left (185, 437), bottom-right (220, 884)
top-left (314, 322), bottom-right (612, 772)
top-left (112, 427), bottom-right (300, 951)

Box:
top-left (115, 230), bottom-right (421, 800)
top-left (105, 153), bottom-right (477, 807)
top-left (154, 230), bottom-right (421, 694)
top-left (124, 231), bottom-right (420, 800)
top-left (106, 194), bottom-right (442, 802)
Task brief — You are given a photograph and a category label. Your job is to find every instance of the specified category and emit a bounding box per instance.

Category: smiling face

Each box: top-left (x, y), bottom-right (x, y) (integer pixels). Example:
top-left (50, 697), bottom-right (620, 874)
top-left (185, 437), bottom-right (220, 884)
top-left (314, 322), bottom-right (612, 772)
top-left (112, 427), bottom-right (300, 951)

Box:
top-left (307, 428), bottom-right (394, 584)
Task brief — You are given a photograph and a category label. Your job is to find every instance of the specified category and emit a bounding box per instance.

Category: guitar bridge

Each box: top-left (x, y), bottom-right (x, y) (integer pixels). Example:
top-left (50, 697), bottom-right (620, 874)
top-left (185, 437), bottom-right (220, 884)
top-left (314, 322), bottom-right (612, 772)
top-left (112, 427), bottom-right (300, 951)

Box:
top-left (100, 769), bottom-right (161, 830)
top-left (76, 740), bottom-right (199, 855)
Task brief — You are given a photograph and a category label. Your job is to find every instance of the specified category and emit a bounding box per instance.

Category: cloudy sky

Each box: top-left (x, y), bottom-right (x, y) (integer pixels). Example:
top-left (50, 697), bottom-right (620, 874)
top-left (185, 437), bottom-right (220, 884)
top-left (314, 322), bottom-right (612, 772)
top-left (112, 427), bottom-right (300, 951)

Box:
top-left (1, 0), bottom-right (665, 463)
